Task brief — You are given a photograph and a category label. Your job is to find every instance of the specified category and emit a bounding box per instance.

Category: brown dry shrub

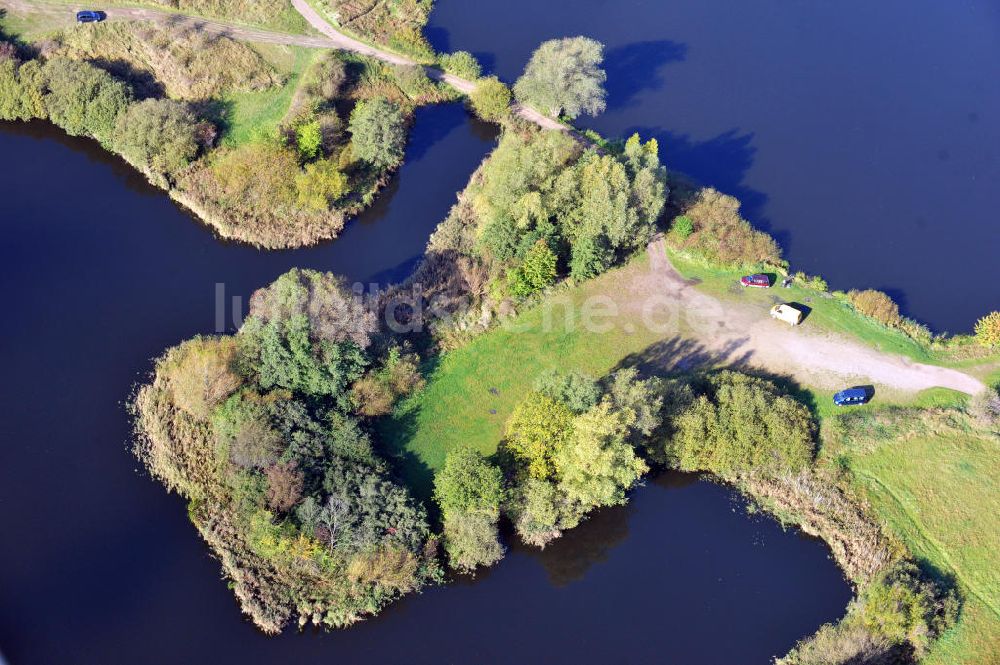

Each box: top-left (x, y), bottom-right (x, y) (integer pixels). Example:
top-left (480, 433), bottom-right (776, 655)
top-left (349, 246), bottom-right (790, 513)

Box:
top-left (848, 289), bottom-right (902, 327)
top-left (969, 388), bottom-right (1000, 429)
top-left (670, 187), bottom-right (783, 268)
top-left (351, 349), bottom-right (424, 417)
top-left (48, 21), bottom-right (281, 99)
top-left (175, 142), bottom-right (349, 248)
top-left (351, 374), bottom-right (394, 417)
top-left (227, 415), bottom-right (283, 468)
top-left (162, 336), bottom-right (243, 421)
top-left (346, 547), bottom-right (420, 591)
top-left (144, 0), bottom-right (289, 25)
top-left (133, 368), bottom-right (224, 499)
top-left (264, 462), bottom-right (304, 512)
top-left (743, 471), bottom-right (895, 584)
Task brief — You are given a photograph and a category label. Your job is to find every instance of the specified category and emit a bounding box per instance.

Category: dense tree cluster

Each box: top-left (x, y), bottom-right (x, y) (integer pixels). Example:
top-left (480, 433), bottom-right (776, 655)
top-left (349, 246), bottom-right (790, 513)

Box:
top-left (427, 129), bottom-right (667, 306)
top-left (665, 371), bottom-right (815, 478)
top-left (113, 98), bottom-right (205, 186)
top-left (514, 36), bottom-right (607, 119)
top-left (0, 48), bottom-right (206, 182)
top-left (503, 369), bottom-right (658, 547)
top-left (135, 269), bottom-right (435, 633)
top-left (433, 448), bottom-right (505, 571)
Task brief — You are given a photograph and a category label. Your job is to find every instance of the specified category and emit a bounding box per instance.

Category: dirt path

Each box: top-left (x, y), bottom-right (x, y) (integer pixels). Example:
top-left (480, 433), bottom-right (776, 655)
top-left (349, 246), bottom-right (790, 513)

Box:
top-left (632, 239), bottom-right (984, 395)
top-left (286, 0), bottom-right (565, 131)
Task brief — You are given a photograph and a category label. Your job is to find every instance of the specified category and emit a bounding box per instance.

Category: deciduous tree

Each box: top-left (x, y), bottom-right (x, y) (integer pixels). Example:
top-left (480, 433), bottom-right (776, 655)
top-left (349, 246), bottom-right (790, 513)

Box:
top-left (348, 97), bottom-right (407, 170)
top-left (513, 37), bottom-right (607, 119)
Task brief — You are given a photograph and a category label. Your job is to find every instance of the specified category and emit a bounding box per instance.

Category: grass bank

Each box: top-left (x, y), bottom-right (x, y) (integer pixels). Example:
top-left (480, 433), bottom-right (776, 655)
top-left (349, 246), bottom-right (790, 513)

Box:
top-left (827, 409), bottom-right (1000, 664)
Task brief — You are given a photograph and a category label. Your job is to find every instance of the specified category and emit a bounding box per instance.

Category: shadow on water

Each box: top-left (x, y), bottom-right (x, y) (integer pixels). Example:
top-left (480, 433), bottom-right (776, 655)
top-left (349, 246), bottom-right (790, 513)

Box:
top-left (516, 500), bottom-right (634, 587)
top-left (603, 39), bottom-right (687, 111)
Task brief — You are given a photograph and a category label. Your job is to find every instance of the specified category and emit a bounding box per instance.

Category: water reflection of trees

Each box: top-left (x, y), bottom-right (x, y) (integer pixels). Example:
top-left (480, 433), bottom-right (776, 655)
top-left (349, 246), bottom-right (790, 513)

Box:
top-left (517, 500), bottom-right (634, 587)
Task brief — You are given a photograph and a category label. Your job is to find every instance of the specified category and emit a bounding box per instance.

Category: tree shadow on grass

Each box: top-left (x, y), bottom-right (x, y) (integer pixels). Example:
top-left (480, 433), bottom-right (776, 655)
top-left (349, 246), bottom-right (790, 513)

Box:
top-left (89, 58), bottom-right (165, 99)
top-left (374, 353), bottom-right (443, 515)
top-left (610, 335), bottom-right (755, 376)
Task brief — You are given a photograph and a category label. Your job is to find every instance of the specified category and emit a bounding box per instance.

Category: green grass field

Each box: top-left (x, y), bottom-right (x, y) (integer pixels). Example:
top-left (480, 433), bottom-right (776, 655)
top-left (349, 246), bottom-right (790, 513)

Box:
top-left (846, 429), bottom-right (1000, 664)
top-left (222, 44), bottom-right (316, 146)
top-left (379, 255), bottom-right (686, 499)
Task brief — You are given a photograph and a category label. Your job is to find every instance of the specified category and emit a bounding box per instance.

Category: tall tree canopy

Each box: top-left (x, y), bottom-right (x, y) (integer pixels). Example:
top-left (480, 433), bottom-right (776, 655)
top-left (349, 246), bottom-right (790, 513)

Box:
top-left (514, 37), bottom-right (607, 119)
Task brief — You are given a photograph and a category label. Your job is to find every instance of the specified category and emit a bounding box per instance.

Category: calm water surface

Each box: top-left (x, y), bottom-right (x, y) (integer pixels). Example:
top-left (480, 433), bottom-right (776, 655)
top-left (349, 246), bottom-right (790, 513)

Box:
top-left (428, 0), bottom-right (1000, 331)
top-left (0, 104), bottom-right (849, 665)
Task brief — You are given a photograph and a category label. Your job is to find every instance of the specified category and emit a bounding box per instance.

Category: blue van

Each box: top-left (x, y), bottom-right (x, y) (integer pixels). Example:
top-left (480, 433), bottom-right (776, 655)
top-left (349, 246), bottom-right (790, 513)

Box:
top-left (833, 388), bottom-right (869, 406)
top-left (76, 10), bottom-right (106, 23)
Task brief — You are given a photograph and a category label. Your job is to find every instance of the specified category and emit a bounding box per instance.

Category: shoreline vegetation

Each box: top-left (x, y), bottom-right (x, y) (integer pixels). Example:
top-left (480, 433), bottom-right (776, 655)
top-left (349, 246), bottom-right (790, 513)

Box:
top-left (3, 3), bottom-right (999, 663)
top-left (0, 15), bottom-right (457, 247)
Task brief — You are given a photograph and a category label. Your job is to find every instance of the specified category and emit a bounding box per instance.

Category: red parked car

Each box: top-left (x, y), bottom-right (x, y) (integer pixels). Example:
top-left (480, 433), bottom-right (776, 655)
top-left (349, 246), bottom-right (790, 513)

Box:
top-left (740, 273), bottom-right (771, 288)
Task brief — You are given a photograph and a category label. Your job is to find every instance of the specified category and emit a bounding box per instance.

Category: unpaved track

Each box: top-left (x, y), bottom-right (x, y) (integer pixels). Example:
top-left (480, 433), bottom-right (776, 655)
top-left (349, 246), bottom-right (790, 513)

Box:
top-left (2, 0), bottom-right (566, 131)
top-left (287, 0), bottom-right (565, 130)
top-left (635, 239), bottom-right (983, 395)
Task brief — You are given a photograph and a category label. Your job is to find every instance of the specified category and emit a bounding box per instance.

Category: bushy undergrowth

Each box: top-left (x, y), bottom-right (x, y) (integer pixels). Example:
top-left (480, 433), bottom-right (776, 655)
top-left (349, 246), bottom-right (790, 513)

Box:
top-left (1, 29), bottom-right (441, 248)
top-left (409, 127), bottom-right (667, 340)
top-left (143, 0), bottom-right (292, 26)
top-left (134, 269), bottom-right (436, 632)
top-left (666, 185), bottom-right (783, 269)
top-left (320, 0), bottom-right (434, 59)
top-left (46, 22), bottom-right (281, 100)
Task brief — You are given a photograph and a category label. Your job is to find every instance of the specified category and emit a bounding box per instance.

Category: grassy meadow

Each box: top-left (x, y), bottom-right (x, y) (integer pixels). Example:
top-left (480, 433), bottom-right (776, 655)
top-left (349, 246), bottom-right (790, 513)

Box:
top-left (830, 411), bottom-right (1000, 665)
top-left (222, 43), bottom-right (316, 145)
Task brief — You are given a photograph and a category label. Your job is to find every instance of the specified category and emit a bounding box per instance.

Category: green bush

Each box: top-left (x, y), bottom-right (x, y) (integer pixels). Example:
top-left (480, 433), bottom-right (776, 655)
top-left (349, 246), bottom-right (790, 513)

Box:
top-left (439, 51), bottom-right (481, 80)
top-left (668, 371), bottom-right (815, 478)
top-left (392, 63), bottom-right (435, 99)
top-left (671, 215), bottom-right (694, 239)
top-left (533, 369), bottom-right (600, 413)
top-left (507, 239), bottom-right (557, 298)
top-left (113, 98), bottom-right (202, 185)
top-left (434, 448), bottom-right (505, 516)
top-left (857, 561), bottom-right (957, 656)
top-left (348, 97), bottom-right (407, 170)
top-left (295, 119), bottom-right (322, 159)
top-left (295, 158), bottom-right (349, 211)
top-left (41, 57), bottom-right (132, 145)
top-left (469, 76), bottom-right (511, 122)
top-left (505, 392), bottom-right (575, 480)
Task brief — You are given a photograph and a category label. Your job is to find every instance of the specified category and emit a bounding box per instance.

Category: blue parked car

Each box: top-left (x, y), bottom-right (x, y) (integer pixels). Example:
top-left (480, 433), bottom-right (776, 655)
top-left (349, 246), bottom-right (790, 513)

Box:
top-left (833, 387), bottom-right (870, 406)
top-left (76, 10), bottom-right (106, 23)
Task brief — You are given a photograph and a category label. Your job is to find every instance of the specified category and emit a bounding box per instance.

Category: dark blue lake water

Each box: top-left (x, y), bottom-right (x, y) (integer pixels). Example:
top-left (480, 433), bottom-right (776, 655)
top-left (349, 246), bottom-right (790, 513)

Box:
top-left (0, 103), bottom-right (850, 664)
top-left (427, 0), bottom-right (1000, 332)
